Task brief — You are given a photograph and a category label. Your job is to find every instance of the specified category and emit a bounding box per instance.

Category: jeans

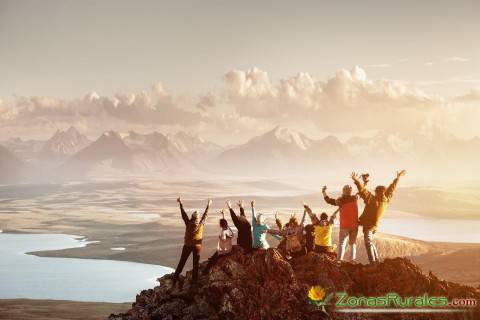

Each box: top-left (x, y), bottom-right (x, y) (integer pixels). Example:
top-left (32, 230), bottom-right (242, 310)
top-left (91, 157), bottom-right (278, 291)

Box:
top-left (363, 227), bottom-right (379, 263)
top-left (338, 228), bottom-right (358, 261)
top-left (173, 244), bottom-right (202, 284)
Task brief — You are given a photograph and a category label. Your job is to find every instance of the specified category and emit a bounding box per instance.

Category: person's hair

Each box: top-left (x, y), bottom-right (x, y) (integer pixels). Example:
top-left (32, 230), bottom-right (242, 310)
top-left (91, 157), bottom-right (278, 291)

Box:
top-left (375, 185), bottom-right (386, 195)
top-left (257, 213), bottom-right (266, 225)
top-left (219, 218), bottom-right (228, 229)
top-left (190, 210), bottom-right (199, 221)
top-left (320, 212), bottom-right (328, 220)
top-left (342, 185), bottom-right (352, 196)
top-left (288, 215), bottom-right (298, 227)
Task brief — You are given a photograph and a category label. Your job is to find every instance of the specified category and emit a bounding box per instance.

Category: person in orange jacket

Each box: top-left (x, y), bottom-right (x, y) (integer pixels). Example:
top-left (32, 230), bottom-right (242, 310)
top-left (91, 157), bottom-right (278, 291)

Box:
top-left (323, 184), bottom-right (359, 261)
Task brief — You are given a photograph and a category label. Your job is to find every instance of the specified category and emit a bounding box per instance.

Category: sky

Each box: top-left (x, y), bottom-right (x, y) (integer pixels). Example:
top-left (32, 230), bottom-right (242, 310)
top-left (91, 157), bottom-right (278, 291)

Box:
top-left (0, 0), bottom-right (479, 143)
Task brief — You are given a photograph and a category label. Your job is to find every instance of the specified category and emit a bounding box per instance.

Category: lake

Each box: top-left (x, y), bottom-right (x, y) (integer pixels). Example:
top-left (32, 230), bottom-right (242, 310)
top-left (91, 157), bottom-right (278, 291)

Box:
top-left (0, 233), bottom-right (173, 303)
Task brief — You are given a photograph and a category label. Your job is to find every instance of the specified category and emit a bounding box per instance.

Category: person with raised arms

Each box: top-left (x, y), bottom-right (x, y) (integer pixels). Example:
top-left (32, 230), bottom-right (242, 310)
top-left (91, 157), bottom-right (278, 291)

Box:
top-left (172, 198), bottom-right (211, 286)
top-left (227, 200), bottom-right (252, 253)
top-left (203, 209), bottom-right (235, 275)
top-left (251, 200), bottom-right (281, 249)
top-left (351, 170), bottom-right (406, 263)
top-left (322, 184), bottom-right (359, 262)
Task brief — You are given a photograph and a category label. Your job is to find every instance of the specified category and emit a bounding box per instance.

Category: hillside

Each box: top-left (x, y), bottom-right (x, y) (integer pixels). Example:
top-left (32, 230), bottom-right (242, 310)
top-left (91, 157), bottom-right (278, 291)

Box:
top-left (109, 248), bottom-right (480, 320)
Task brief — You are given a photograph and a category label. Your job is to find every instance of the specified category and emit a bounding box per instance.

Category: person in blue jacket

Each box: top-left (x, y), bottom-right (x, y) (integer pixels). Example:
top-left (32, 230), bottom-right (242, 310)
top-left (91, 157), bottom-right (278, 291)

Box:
top-left (250, 200), bottom-right (281, 249)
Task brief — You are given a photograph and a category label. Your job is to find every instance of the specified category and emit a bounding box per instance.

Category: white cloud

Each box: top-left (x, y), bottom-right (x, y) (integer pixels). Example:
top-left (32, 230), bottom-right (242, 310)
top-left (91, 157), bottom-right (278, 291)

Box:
top-left (424, 62), bottom-right (434, 67)
top-left (452, 89), bottom-right (480, 103)
top-left (1, 67), bottom-right (479, 142)
top-left (0, 84), bottom-right (202, 139)
top-left (444, 56), bottom-right (470, 63)
top-left (196, 92), bottom-right (216, 111)
top-left (222, 66), bottom-right (441, 132)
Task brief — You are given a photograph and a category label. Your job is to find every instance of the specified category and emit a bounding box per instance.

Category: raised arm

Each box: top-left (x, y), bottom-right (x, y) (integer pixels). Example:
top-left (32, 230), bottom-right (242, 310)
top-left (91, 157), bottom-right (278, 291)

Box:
top-left (177, 197), bottom-right (188, 225)
top-left (351, 172), bottom-right (373, 202)
top-left (385, 170), bottom-right (405, 200)
top-left (322, 186), bottom-right (337, 206)
top-left (266, 224), bottom-right (282, 240)
top-left (303, 204), bottom-right (317, 223)
top-left (275, 211), bottom-right (283, 230)
top-left (329, 209), bottom-right (338, 225)
top-left (238, 200), bottom-right (247, 217)
top-left (227, 201), bottom-right (240, 227)
top-left (300, 209), bottom-right (307, 226)
top-left (265, 228), bottom-right (283, 236)
top-left (251, 200), bottom-right (257, 226)
top-left (199, 199), bottom-right (212, 224)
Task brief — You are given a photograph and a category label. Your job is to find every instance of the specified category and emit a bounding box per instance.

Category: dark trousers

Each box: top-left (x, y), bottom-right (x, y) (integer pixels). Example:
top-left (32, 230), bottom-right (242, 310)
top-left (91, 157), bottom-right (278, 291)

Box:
top-left (305, 224), bottom-right (315, 252)
top-left (173, 244), bottom-right (202, 284)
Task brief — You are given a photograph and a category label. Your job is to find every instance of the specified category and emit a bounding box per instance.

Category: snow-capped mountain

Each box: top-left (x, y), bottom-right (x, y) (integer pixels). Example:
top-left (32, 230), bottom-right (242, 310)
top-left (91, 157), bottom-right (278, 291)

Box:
top-left (214, 127), bottom-right (334, 175)
top-left (40, 126), bottom-right (90, 161)
top-left (167, 131), bottom-right (223, 160)
top-left (123, 131), bottom-right (194, 172)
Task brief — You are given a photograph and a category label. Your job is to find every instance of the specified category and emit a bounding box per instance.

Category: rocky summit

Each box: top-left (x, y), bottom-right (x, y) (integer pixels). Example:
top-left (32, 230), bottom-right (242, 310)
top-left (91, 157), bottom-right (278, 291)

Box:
top-left (110, 247), bottom-right (480, 320)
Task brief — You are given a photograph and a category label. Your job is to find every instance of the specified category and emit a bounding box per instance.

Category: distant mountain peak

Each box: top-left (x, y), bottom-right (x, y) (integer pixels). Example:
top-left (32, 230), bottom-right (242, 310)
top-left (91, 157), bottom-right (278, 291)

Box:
top-left (261, 126), bottom-right (312, 150)
top-left (41, 126), bottom-right (90, 158)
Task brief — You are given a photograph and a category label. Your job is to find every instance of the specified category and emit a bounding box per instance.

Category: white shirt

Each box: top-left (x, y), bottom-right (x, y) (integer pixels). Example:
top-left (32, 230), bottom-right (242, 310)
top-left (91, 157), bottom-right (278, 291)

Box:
top-left (217, 228), bottom-right (234, 255)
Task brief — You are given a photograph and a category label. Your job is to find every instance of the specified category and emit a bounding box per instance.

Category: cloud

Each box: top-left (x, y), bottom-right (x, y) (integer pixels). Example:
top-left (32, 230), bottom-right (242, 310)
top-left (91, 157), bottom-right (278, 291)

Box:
top-left (424, 62), bottom-right (434, 67)
top-left (0, 83), bottom-right (202, 139)
top-left (444, 56), bottom-right (470, 63)
top-left (222, 66), bottom-right (441, 132)
top-left (452, 89), bottom-right (480, 103)
top-left (196, 92), bottom-right (216, 111)
top-left (1, 67), bottom-right (478, 142)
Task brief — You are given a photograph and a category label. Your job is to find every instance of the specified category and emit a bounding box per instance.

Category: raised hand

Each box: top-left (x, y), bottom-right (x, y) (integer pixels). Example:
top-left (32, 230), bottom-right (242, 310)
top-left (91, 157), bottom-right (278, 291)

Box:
top-left (176, 197), bottom-right (182, 204)
top-left (275, 211), bottom-right (279, 220)
top-left (396, 170), bottom-right (406, 178)
top-left (322, 186), bottom-right (327, 193)
top-left (351, 172), bottom-right (359, 181)
top-left (207, 199), bottom-right (213, 206)
top-left (251, 200), bottom-right (255, 208)
top-left (237, 200), bottom-right (244, 208)
top-left (226, 201), bottom-right (232, 209)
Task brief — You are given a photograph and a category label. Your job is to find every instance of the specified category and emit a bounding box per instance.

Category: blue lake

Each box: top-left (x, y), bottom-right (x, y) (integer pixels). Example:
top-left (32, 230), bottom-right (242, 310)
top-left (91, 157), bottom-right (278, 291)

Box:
top-left (0, 233), bottom-right (173, 302)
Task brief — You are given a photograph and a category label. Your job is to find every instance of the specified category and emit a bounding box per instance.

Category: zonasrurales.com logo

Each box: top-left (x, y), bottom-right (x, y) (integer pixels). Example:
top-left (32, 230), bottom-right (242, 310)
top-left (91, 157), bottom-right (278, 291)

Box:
top-left (307, 286), bottom-right (477, 314)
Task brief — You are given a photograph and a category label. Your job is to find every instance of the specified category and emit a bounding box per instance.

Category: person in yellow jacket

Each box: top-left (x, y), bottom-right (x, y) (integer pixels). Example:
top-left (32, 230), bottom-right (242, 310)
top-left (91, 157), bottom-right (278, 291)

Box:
top-left (303, 204), bottom-right (336, 254)
top-left (172, 197), bottom-right (211, 286)
top-left (351, 170), bottom-right (406, 263)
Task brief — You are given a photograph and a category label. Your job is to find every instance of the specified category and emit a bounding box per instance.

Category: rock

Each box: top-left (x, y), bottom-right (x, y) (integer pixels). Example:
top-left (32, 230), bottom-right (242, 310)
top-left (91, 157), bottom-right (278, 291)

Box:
top-left (110, 246), bottom-right (480, 320)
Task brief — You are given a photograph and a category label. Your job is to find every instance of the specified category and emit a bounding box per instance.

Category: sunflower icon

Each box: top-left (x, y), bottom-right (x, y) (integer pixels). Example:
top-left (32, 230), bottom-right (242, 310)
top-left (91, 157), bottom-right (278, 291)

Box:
top-left (307, 285), bottom-right (333, 314)
top-left (308, 286), bottom-right (326, 301)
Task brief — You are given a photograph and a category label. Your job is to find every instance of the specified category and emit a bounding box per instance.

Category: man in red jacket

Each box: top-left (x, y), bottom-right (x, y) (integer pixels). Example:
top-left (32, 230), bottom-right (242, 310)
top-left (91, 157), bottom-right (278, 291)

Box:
top-left (322, 184), bottom-right (359, 261)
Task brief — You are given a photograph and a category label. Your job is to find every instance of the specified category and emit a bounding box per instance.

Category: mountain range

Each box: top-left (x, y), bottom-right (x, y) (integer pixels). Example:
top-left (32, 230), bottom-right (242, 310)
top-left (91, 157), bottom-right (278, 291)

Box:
top-left (0, 126), bottom-right (479, 183)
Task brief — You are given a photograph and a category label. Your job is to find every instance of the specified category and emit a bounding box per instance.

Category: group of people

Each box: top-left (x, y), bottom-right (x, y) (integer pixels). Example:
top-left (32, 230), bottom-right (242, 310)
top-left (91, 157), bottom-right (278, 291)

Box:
top-left (172, 170), bottom-right (406, 286)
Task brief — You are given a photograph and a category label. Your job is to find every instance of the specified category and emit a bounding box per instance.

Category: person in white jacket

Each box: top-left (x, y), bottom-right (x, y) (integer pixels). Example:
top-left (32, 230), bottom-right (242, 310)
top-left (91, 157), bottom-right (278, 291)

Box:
top-left (202, 209), bottom-right (234, 274)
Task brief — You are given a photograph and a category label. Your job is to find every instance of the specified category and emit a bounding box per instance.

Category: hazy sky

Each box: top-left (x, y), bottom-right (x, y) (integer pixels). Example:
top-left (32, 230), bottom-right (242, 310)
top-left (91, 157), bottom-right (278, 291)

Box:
top-left (1, 0), bottom-right (479, 98)
top-left (0, 0), bottom-right (479, 142)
